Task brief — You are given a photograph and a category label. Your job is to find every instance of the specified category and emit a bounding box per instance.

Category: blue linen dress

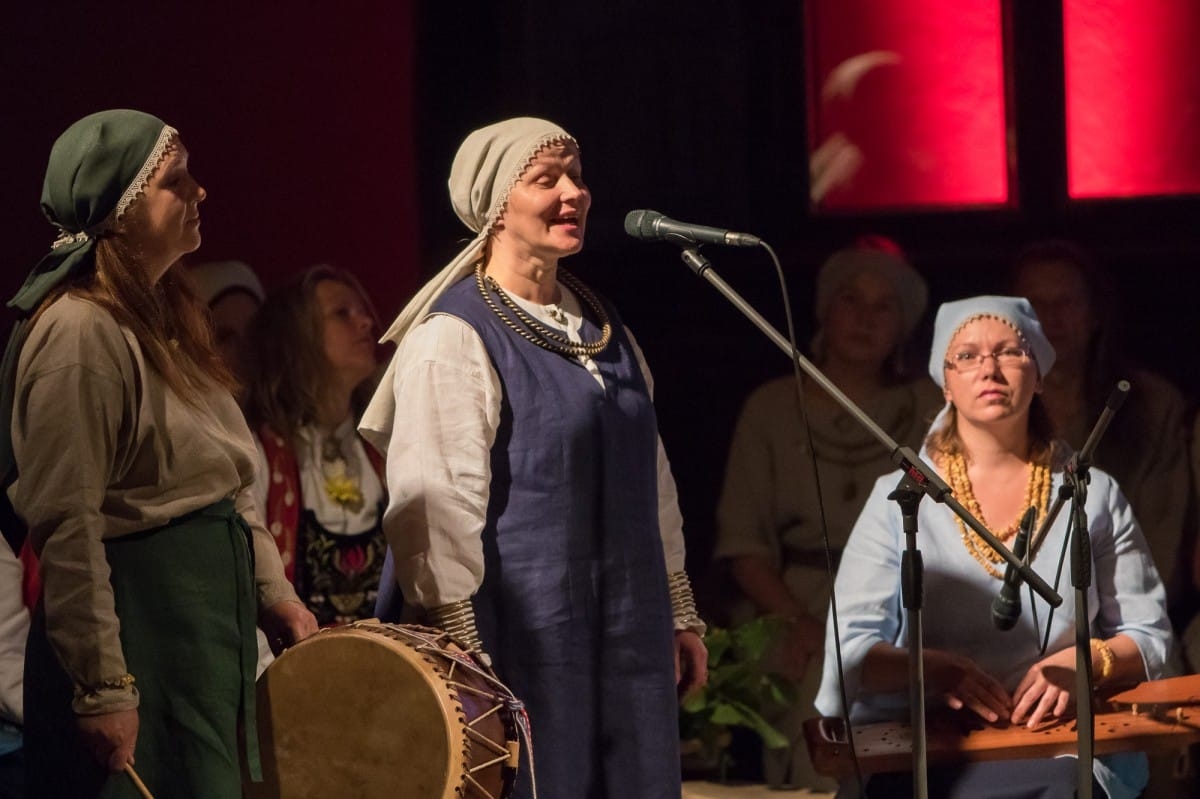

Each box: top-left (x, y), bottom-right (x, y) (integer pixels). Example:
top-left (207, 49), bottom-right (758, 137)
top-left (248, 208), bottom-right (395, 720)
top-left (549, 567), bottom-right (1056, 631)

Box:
top-left (419, 277), bottom-right (680, 799)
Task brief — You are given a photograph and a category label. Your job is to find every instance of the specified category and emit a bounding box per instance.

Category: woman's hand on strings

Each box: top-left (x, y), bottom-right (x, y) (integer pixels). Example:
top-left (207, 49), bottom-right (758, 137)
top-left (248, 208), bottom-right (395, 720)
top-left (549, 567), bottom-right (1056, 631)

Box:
top-left (1011, 646), bottom-right (1077, 727)
top-left (926, 649), bottom-right (1012, 723)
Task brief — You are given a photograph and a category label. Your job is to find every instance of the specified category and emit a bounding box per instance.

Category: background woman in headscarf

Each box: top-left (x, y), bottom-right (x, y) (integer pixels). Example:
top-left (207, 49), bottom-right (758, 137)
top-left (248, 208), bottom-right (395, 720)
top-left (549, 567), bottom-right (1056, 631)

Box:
top-left (247, 265), bottom-right (386, 634)
top-left (1008, 241), bottom-right (1192, 628)
top-left (713, 238), bottom-right (942, 789)
top-left (816, 296), bottom-right (1172, 798)
top-left (360, 116), bottom-right (707, 798)
top-left (4, 109), bottom-right (316, 797)
top-left (186, 258), bottom-right (265, 392)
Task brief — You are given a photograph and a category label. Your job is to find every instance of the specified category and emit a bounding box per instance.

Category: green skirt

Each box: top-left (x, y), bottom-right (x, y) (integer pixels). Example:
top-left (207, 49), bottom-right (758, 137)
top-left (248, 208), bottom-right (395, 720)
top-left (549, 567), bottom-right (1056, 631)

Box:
top-left (25, 499), bottom-right (259, 798)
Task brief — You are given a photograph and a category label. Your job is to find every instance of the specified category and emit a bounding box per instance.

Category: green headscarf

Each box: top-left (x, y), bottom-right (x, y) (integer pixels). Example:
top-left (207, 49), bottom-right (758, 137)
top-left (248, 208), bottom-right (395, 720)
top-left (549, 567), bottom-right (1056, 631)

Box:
top-left (11, 109), bottom-right (177, 313)
top-left (0, 109), bottom-right (178, 505)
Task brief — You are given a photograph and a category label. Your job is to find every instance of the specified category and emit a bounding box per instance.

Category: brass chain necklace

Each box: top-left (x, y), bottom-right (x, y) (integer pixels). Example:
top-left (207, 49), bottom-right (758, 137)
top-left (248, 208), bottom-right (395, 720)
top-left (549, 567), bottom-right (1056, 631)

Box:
top-left (475, 262), bottom-right (612, 358)
top-left (945, 451), bottom-right (1052, 579)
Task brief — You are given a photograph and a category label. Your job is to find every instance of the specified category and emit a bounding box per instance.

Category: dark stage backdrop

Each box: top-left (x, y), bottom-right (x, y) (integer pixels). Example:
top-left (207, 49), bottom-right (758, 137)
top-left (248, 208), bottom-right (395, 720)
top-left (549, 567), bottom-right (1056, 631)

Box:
top-left (3, 5), bottom-right (420, 320)
top-left (6, 2), bottom-right (1200, 616)
top-left (412, 1), bottom-right (1200, 609)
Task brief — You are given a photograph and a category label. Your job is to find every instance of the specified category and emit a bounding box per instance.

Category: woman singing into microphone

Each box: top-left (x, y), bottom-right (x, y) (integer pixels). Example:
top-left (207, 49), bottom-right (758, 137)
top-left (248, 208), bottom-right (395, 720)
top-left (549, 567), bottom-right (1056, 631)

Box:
top-left (360, 117), bottom-right (707, 799)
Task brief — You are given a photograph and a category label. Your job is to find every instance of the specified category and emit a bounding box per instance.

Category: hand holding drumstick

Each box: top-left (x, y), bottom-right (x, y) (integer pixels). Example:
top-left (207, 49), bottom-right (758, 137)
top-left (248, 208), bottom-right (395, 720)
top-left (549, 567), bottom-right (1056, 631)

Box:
top-left (76, 708), bottom-right (155, 797)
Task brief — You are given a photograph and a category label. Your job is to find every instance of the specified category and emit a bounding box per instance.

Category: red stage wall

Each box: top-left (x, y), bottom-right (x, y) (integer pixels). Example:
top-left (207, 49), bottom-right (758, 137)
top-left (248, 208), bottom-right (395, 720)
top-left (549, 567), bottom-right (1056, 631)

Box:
top-left (806, 0), bottom-right (1012, 211)
top-left (1065, 0), bottom-right (1200, 199)
top-left (4, 6), bottom-right (419, 321)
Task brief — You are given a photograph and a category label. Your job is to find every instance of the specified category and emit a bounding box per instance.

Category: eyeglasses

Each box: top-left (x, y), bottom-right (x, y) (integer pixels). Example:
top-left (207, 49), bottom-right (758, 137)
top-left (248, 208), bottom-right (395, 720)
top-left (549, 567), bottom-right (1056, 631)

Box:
top-left (944, 347), bottom-right (1030, 372)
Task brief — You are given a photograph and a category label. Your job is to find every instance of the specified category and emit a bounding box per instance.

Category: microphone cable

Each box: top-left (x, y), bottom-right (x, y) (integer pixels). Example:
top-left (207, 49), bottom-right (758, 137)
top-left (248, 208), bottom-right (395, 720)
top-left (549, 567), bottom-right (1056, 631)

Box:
top-left (757, 240), bottom-right (869, 798)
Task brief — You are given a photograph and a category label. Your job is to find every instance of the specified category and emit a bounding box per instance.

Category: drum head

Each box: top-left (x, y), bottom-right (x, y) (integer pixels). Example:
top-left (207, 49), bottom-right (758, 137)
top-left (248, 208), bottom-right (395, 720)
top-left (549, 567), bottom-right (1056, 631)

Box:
top-left (245, 626), bottom-right (468, 799)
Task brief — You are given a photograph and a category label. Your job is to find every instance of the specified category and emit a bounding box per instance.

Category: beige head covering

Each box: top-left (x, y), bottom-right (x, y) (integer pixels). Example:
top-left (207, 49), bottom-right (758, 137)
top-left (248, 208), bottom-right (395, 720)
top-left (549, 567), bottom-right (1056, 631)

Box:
top-left (187, 260), bottom-right (265, 306)
top-left (360, 117), bottom-right (576, 449)
top-left (815, 245), bottom-right (927, 337)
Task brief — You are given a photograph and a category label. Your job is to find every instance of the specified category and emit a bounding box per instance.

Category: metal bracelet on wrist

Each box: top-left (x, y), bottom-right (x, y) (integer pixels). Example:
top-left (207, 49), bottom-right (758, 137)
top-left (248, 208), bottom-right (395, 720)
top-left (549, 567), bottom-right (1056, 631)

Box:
top-left (668, 571), bottom-right (706, 635)
top-left (428, 599), bottom-right (492, 667)
top-left (75, 672), bottom-right (136, 699)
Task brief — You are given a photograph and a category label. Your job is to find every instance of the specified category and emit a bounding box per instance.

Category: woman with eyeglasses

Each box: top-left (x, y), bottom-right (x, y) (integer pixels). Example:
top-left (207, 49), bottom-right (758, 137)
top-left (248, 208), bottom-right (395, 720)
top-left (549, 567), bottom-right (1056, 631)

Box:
top-left (714, 239), bottom-right (942, 790)
top-left (815, 296), bottom-right (1172, 798)
top-left (1009, 241), bottom-right (1190, 627)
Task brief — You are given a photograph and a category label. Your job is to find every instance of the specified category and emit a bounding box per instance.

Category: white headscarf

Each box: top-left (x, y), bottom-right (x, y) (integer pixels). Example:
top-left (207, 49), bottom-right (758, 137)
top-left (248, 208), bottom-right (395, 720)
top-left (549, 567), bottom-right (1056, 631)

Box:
top-left (815, 246), bottom-right (928, 338)
top-left (359, 117), bottom-right (576, 450)
top-left (187, 260), bottom-right (264, 306)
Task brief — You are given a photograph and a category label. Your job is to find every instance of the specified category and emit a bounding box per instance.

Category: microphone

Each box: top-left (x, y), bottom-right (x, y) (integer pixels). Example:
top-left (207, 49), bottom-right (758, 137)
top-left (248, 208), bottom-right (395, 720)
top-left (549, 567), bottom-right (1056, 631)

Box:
top-left (623, 209), bottom-right (761, 247)
top-left (1031, 380), bottom-right (1131, 545)
top-left (992, 505), bottom-right (1037, 631)
top-left (1073, 380), bottom-right (1131, 474)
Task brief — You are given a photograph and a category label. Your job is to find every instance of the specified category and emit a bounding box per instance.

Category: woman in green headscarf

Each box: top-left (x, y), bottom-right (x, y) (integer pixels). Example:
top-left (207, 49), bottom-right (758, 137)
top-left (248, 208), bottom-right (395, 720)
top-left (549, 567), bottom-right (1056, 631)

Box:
top-left (4, 110), bottom-right (317, 798)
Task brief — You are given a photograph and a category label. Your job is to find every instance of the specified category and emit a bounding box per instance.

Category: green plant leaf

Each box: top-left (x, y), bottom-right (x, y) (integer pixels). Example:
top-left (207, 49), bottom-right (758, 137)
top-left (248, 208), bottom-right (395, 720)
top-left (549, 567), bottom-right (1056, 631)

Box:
top-left (763, 674), bottom-right (799, 706)
top-left (710, 700), bottom-right (790, 749)
top-left (704, 629), bottom-right (732, 665)
top-left (680, 617), bottom-right (799, 754)
top-left (730, 616), bottom-right (777, 660)
top-left (680, 688), bottom-right (710, 714)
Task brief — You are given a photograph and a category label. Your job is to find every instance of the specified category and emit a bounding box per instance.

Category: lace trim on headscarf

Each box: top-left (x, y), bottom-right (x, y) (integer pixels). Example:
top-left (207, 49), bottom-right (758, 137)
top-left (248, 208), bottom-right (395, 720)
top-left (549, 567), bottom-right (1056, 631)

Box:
top-left (110, 125), bottom-right (179, 223)
top-left (481, 132), bottom-right (579, 236)
top-left (946, 312), bottom-right (1029, 354)
top-left (47, 122), bottom-right (176, 249)
top-left (50, 229), bottom-right (93, 249)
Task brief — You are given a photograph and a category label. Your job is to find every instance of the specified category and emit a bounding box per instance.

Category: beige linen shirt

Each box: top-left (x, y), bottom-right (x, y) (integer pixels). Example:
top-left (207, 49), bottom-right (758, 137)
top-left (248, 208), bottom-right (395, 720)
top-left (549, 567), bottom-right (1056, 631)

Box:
top-left (715, 375), bottom-right (944, 608)
top-left (9, 294), bottom-right (296, 714)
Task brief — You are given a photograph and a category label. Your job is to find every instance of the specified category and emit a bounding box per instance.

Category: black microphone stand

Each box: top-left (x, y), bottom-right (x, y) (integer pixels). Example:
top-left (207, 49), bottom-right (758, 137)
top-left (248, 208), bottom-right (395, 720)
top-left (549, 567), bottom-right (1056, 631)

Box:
top-left (674, 246), bottom-right (1063, 798)
top-left (1027, 381), bottom-right (1130, 799)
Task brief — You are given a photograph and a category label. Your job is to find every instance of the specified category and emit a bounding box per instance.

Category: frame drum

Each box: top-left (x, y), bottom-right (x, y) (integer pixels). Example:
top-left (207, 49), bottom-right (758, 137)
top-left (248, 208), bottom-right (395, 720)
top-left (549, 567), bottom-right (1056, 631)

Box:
top-left (245, 622), bottom-right (519, 799)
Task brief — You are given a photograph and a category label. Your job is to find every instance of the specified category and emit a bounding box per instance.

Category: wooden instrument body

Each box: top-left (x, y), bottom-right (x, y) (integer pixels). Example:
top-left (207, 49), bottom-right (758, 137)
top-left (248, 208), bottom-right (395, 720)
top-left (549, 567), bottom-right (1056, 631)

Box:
top-left (805, 675), bottom-right (1200, 778)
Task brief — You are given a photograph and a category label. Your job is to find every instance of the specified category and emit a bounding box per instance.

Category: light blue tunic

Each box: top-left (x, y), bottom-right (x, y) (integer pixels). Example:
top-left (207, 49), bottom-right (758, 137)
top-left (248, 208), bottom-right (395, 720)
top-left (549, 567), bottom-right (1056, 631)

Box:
top-left (816, 449), bottom-right (1173, 798)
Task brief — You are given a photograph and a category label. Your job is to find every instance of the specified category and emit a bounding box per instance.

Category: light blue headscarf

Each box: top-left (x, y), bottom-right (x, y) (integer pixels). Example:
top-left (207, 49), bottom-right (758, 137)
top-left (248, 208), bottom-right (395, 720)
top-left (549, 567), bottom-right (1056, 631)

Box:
top-left (928, 295), bottom-right (1055, 389)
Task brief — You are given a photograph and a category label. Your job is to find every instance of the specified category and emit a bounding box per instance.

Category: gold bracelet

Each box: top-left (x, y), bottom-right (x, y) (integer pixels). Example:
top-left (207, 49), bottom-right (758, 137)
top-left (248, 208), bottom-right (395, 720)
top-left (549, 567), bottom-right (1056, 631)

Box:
top-left (1091, 637), bottom-right (1115, 683)
top-left (76, 673), bottom-right (136, 698)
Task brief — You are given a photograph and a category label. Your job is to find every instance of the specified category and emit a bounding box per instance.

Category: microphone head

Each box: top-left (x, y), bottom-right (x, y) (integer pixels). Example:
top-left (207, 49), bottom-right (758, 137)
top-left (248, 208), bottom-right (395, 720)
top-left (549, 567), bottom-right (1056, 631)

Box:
top-left (991, 595), bottom-right (1021, 631)
top-left (992, 507), bottom-right (1034, 631)
top-left (623, 209), bottom-right (663, 240)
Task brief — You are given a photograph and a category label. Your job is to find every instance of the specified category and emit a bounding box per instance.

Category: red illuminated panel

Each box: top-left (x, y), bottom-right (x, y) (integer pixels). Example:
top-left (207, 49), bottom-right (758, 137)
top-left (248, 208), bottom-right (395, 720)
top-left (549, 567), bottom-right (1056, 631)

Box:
top-left (1065, 0), bottom-right (1200, 199)
top-left (807, 0), bottom-right (1012, 211)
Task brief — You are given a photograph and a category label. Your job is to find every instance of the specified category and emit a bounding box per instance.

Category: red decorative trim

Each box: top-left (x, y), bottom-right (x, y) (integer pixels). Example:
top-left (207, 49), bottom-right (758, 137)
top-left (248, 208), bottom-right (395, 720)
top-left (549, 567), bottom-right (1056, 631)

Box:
top-left (256, 425), bottom-right (386, 588)
top-left (258, 425), bottom-right (301, 584)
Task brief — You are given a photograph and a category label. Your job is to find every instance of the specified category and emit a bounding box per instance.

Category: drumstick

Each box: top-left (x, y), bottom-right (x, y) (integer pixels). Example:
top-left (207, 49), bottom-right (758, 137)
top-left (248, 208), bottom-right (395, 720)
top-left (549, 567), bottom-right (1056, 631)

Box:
top-left (124, 763), bottom-right (155, 799)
